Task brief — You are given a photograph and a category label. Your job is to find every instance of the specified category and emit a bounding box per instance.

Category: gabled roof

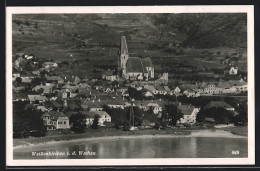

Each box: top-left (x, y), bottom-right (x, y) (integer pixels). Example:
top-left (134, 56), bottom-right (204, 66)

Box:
top-left (64, 111), bottom-right (78, 118)
top-left (50, 100), bottom-right (63, 108)
top-left (32, 85), bottom-right (53, 91)
top-left (155, 85), bottom-right (165, 91)
top-left (178, 105), bottom-right (195, 115)
top-left (145, 85), bottom-right (156, 92)
top-left (228, 80), bottom-right (244, 86)
top-left (62, 83), bottom-right (77, 89)
top-left (83, 101), bottom-right (104, 108)
top-left (141, 57), bottom-right (153, 70)
top-left (204, 101), bottom-right (234, 110)
top-left (163, 86), bottom-right (171, 92)
top-left (88, 111), bottom-right (111, 118)
top-left (217, 81), bottom-right (231, 88)
top-left (28, 95), bottom-right (48, 101)
top-left (133, 100), bottom-right (150, 107)
top-left (126, 57), bottom-right (143, 73)
top-left (103, 70), bottom-right (114, 76)
top-left (42, 111), bottom-right (67, 120)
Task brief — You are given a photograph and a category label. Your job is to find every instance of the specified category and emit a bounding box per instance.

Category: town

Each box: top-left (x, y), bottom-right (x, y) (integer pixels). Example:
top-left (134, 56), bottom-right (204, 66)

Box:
top-left (13, 35), bottom-right (248, 138)
top-left (12, 14), bottom-right (248, 139)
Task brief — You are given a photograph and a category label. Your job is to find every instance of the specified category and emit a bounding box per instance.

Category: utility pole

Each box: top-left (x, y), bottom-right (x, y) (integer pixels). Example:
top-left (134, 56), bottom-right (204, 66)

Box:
top-left (130, 98), bottom-right (135, 128)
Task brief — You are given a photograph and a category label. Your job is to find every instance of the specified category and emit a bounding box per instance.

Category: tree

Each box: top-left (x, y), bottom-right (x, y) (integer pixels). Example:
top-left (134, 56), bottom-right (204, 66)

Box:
top-left (143, 107), bottom-right (158, 123)
top-left (197, 107), bottom-right (235, 124)
top-left (31, 77), bottom-right (47, 87)
top-left (13, 101), bottom-right (47, 138)
top-left (164, 104), bottom-right (183, 126)
top-left (126, 106), bottom-right (143, 127)
top-left (91, 115), bottom-right (100, 129)
top-left (70, 113), bottom-right (86, 133)
top-left (16, 77), bottom-right (22, 84)
top-left (123, 121), bottom-right (131, 131)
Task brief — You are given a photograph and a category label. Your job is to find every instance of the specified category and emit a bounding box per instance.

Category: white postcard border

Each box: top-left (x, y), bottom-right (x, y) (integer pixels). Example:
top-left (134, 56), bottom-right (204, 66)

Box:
top-left (6, 5), bottom-right (255, 166)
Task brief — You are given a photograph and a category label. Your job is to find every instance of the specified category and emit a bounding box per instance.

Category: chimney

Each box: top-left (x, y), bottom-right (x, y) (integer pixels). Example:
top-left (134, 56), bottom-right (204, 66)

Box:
top-left (93, 100), bottom-right (94, 103)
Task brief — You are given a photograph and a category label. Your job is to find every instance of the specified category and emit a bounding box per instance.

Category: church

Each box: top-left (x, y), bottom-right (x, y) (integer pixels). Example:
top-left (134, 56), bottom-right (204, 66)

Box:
top-left (117, 36), bottom-right (154, 81)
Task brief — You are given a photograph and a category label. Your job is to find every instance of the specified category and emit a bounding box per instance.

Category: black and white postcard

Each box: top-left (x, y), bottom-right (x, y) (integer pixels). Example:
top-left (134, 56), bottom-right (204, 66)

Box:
top-left (6, 6), bottom-right (255, 166)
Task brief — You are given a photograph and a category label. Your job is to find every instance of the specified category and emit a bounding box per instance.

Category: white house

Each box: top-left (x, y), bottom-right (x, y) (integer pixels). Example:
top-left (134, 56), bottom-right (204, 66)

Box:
top-left (41, 111), bottom-right (70, 130)
top-left (86, 111), bottom-right (111, 126)
top-left (173, 87), bottom-right (181, 93)
top-left (229, 67), bottom-right (238, 75)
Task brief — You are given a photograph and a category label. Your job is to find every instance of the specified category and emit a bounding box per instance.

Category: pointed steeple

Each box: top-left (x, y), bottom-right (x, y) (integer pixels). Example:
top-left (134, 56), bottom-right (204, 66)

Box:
top-left (121, 36), bottom-right (128, 55)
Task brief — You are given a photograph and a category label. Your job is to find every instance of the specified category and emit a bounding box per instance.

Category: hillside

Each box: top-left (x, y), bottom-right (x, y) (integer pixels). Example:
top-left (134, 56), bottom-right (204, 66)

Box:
top-left (12, 14), bottom-right (247, 80)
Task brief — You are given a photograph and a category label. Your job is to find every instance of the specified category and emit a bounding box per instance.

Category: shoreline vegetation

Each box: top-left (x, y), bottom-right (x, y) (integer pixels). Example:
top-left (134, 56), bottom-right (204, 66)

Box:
top-left (13, 126), bottom-right (247, 151)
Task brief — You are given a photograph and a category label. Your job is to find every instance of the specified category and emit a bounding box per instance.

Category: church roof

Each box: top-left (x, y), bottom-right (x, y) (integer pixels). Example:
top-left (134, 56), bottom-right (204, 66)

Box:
top-left (126, 57), bottom-right (143, 73)
top-left (121, 36), bottom-right (128, 54)
top-left (141, 57), bottom-right (153, 71)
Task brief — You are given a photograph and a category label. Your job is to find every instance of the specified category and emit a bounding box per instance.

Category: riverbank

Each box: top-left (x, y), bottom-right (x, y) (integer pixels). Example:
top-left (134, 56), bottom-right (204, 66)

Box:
top-left (217, 126), bottom-right (248, 136)
top-left (13, 126), bottom-right (247, 150)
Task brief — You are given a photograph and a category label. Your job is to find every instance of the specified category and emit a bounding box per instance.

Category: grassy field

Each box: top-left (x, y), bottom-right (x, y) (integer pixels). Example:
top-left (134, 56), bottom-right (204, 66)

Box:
top-left (218, 126), bottom-right (248, 136)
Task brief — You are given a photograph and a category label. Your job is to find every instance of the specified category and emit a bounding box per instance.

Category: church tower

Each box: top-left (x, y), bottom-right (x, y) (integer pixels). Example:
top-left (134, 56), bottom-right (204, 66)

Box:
top-left (120, 36), bottom-right (129, 77)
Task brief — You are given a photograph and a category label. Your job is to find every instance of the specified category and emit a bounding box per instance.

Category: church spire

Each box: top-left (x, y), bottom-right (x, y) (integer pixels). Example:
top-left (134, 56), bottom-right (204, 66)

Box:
top-left (121, 36), bottom-right (128, 55)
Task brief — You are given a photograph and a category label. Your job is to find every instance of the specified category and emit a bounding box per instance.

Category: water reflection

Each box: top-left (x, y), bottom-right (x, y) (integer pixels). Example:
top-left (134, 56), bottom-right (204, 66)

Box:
top-left (14, 137), bottom-right (247, 159)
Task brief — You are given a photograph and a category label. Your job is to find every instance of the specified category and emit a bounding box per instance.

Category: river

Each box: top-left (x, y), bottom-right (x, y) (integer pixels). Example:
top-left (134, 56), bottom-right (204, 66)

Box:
top-left (13, 130), bottom-right (248, 159)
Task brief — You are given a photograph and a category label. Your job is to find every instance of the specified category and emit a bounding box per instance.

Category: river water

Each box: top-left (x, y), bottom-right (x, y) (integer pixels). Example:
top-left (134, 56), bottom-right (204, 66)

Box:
top-left (13, 130), bottom-right (248, 159)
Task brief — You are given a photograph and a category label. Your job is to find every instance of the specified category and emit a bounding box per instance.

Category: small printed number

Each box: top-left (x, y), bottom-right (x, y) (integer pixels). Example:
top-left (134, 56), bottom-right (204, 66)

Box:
top-left (232, 150), bottom-right (239, 155)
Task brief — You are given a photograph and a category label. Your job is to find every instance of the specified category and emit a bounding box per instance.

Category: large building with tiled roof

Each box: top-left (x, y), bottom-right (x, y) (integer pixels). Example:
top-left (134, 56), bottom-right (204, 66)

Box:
top-left (118, 36), bottom-right (154, 81)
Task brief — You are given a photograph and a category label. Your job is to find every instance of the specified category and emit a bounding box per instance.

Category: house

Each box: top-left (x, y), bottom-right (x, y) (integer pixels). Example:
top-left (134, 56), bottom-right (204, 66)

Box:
top-left (61, 83), bottom-right (78, 92)
top-left (36, 105), bottom-right (49, 112)
top-left (163, 86), bottom-right (171, 92)
top-left (142, 90), bottom-right (154, 97)
top-left (229, 67), bottom-right (238, 75)
top-left (32, 70), bottom-right (40, 76)
top-left (145, 85), bottom-right (158, 95)
top-left (28, 95), bottom-right (48, 103)
top-left (204, 101), bottom-right (235, 111)
top-left (78, 83), bottom-right (91, 89)
top-left (64, 75), bottom-right (81, 84)
top-left (41, 111), bottom-right (70, 130)
top-left (102, 70), bottom-right (118, 81)
top-left (228, 79), bottom-right (247, 93)
top-left (21, 76), bottom-right (32, 83)
top-left (82, 100), bottom-right (104, 111)
top-left (122, 89), bottom-right (130, 97)
top-left (147, 100), bottom-right (165, 114)
top-left (46, 75), bottom-right (64, 83)
top-left (107, 98), bottom-right (125, 109)
top-left (203, 83), bottom-right (221, 94)
top-left (12, 73), bottom-right (21, 81)
top-left (183, 89), bottom-right (196, 97)
top-left (42, 62), bottom-right (58, 68)
top-left (155, 85), bottom-right (167, 95)
top-left (104, 87), bottom-right (113, 93)
top-left (13, 86), bottom-right (26, 92)
top-left (32, 85), bottom-right (53, 94)
top-left (86, 111), bottom-right (111, 126)
top-left (134, 100), bottom-right (150, 111)
top-left (177, 104), bottom-right (200, 125)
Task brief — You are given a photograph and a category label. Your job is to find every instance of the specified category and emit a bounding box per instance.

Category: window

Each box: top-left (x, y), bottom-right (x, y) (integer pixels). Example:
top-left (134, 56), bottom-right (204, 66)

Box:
top-left (64, 121), bottom-right (66, 124)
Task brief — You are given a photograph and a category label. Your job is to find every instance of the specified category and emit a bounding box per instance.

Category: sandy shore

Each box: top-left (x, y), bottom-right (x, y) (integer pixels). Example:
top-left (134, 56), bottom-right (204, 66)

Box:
top-left (13, 129), bottom-right (247, 152)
